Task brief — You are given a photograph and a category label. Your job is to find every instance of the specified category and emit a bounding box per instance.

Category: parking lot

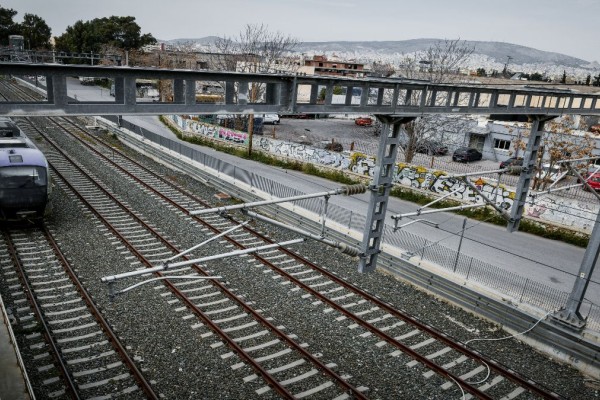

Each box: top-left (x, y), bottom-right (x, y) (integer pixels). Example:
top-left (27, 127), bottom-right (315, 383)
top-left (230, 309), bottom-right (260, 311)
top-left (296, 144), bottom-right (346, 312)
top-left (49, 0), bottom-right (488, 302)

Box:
top-left (267, 116), bottom-right (510, 176)
top-left (264, 116), bottom-right (598, 200)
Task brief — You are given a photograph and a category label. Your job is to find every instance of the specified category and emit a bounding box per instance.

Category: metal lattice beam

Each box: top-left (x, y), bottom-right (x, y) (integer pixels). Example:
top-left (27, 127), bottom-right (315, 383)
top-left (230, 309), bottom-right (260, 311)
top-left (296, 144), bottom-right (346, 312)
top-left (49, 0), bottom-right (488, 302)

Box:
top-left (358, 116), bottom-right (415, 273)
top-left (507, 117), bottom-right (555, 232)
top-left (1, 63), bottom-right (600, 117)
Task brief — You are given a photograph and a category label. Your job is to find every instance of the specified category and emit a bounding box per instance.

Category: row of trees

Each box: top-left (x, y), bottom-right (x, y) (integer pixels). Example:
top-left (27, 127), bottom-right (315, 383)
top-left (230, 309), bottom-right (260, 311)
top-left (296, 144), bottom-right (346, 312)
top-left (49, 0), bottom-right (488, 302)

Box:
top-left (0, 6), bottom-right (155, 55)
top-left (0, 6), bottom-right (51, 49)
top-left (54, 16), bottom-right (156, 56)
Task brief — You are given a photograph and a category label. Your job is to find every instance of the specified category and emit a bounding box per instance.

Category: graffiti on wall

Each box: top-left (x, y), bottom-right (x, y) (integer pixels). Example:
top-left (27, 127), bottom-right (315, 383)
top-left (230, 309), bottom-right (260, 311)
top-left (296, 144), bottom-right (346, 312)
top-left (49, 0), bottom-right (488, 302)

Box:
top-left (171, 115), bottom-right (249, 144)
top-left (257, 137), bottom-right (351, 169)
top-left (348, 154), bottom-right (516, 209)
top-left (168, 115), bottom-right (596, 232)
top-left (526, 197), bottom-right (596, 231)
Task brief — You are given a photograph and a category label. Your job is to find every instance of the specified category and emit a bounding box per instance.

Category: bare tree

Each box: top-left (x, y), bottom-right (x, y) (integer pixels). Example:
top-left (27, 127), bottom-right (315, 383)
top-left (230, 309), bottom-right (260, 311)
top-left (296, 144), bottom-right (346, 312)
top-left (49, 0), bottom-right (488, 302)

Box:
top-left (370, 61), bottom-right (395, 78)
top-left (213, 23), bottom-right (299, 74)
top-left (395, 39), bottom-right (474, 163)
top-left (212, 24), bottom-right (299, 155)
top-left (531, 116), bottom-right (596, 190)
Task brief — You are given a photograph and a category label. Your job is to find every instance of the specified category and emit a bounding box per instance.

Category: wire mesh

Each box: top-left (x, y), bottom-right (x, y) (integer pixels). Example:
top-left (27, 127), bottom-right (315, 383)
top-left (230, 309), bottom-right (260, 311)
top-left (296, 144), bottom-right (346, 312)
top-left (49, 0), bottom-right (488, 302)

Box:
top-left (133, 125), bottom-right (600, 333)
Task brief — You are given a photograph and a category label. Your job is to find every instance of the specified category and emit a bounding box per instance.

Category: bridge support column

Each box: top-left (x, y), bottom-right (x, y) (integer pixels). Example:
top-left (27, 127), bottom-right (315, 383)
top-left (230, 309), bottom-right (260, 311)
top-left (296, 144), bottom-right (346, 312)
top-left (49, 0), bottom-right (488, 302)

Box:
top-left (173, 79), bottom-right (184, 103)
top-left (507, 116), bottom-right (555, 232)
top-left (358, 116), bottom-right (415, 273)
top-left (48, 75), bottom-right (67, 107)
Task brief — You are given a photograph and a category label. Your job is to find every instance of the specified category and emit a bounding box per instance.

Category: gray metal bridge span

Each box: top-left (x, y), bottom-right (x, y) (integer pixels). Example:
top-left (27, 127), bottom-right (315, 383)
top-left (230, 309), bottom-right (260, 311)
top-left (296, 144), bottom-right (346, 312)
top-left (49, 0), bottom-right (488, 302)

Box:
top-left (0, 63), bottom-right (599, 117)
top-left (1, 62), bottom-right (600, 329)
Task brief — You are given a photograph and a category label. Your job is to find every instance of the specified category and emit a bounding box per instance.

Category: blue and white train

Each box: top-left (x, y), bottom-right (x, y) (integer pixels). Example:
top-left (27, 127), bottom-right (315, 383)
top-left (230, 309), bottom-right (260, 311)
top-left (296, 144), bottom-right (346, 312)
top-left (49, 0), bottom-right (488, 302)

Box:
top-left (0, 118), bottom-right (51, 221)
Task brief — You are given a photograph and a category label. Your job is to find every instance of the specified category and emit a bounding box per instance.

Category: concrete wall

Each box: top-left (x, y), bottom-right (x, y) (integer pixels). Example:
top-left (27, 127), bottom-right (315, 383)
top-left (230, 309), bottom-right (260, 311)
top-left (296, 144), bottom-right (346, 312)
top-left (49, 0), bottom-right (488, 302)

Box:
top-left (168, 115), bottom-right (598, 233)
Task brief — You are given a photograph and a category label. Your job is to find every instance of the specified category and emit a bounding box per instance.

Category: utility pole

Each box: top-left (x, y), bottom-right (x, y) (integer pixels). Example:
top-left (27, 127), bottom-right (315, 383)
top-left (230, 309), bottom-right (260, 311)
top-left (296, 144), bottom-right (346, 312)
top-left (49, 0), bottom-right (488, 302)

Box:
top-left (503, 56), bottom-right (512, 76)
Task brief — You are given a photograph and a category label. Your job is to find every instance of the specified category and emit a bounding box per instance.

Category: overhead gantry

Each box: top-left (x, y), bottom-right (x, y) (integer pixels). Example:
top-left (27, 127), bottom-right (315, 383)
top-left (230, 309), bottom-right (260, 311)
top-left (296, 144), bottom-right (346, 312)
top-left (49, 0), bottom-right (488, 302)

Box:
top-left (2, 63), bottom-right (600, 329)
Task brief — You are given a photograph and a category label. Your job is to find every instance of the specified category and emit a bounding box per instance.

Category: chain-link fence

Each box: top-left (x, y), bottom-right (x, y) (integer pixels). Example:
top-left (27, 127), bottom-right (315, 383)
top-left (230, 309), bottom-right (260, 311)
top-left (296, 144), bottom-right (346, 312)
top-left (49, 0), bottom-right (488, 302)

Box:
top-left (110, 117), bottom-right (600, 333)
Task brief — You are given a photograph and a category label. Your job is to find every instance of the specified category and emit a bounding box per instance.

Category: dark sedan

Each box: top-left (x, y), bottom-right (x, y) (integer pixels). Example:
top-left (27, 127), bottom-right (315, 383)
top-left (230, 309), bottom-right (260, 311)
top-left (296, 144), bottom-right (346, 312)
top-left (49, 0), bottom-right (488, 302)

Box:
top-left (452, 147), bottom-right (482, 162)
top-left (499, 157), bottom-right (523, 172)
top-left (416, 141), bottom-right (448, 156)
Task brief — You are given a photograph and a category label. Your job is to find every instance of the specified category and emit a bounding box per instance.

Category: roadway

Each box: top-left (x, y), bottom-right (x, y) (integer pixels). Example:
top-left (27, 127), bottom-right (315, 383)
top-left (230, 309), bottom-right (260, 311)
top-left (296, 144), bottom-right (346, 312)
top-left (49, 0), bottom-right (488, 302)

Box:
top-left (26, 77), bottom-right (599, 306)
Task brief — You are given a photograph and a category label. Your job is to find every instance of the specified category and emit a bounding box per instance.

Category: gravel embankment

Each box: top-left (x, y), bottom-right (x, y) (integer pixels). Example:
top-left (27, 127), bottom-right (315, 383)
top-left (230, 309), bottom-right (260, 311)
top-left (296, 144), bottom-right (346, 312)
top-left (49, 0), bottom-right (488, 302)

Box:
top-left (23, 117), bottom-right (600, 399)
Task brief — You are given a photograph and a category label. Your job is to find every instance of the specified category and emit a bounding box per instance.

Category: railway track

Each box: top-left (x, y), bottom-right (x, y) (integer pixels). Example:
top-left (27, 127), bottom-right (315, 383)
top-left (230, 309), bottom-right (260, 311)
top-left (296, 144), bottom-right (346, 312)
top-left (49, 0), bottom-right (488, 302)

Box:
top-left (0, 78), bottom-right (580, 398)
top-left (17, 113), bottom-right (563, 399)
top-left (17, 117), bottom-right (371, 398)
top-left (0, 225), bottom-right (156, 399)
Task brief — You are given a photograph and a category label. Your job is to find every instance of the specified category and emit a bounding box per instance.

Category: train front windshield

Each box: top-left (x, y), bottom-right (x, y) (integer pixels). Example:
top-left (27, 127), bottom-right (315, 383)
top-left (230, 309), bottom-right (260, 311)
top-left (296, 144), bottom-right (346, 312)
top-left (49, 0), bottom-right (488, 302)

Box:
top-left (0, 166), bottom-right (47, 188)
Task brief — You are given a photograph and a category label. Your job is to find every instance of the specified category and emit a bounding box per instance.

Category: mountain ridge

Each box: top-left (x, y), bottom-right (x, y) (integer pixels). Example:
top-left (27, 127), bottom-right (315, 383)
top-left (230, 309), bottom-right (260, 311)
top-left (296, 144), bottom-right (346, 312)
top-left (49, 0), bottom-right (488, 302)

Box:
top-left (163, 37), bottom-right (598, 70)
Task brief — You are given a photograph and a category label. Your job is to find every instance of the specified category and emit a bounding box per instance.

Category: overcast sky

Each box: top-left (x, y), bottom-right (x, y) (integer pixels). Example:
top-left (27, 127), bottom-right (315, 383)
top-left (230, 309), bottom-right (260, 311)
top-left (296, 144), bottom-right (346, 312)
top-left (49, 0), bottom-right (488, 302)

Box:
top-left (4, 0), bottom-right (599, 62)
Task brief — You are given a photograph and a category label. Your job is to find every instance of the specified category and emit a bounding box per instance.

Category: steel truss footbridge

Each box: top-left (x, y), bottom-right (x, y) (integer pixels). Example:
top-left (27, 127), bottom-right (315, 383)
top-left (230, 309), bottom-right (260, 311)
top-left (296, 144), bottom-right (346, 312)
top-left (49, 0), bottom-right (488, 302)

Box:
top-left (2, 62), bottom-right (600, 328)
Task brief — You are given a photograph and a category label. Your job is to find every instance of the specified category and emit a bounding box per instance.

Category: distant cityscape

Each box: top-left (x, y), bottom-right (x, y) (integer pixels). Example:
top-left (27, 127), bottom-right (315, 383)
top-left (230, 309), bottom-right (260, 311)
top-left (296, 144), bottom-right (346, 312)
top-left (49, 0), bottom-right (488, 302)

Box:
top-left (162, 37), bottom-right (600, 84)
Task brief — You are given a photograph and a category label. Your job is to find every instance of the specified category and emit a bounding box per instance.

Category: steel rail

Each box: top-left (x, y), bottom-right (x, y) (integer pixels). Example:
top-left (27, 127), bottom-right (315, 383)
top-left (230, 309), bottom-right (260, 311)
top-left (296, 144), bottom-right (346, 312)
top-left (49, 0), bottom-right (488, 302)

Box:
top-left (42, 226), bottom-right (159, 399)
top-left (28, 118), bottom-right (366, 400)
top-left (56, 116), bottom-right (564, 399)
top-left (2, 227), bottom-right (80, 400)
top-left (49, 119), bottom-right (497, 398)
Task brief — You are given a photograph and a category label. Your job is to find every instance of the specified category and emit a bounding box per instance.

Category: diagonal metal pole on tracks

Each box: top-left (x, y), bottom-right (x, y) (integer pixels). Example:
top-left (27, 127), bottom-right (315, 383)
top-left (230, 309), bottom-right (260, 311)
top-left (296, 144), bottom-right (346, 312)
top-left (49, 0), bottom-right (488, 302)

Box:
top-left (553, 207), bottom-right (600, 330)
top-left (553, 161), bottom-right (600, 329)
top-left (358, 115), bottom-right (416, 273)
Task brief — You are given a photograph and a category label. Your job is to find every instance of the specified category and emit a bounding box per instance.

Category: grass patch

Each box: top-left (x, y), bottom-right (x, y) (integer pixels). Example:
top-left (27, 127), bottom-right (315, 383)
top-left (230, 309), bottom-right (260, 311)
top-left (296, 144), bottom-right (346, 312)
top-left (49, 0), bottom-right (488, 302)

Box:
top-left (390, 186), bottom-right (588, 246)
top-left (160, 116), bottom-right (589, 247)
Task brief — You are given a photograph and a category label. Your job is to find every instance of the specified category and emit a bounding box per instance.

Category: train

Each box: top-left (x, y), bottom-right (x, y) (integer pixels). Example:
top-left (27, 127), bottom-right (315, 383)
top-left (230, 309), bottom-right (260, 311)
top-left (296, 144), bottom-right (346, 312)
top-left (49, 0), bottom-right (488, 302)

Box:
top-left (0, 118), bottom-right (51, 221)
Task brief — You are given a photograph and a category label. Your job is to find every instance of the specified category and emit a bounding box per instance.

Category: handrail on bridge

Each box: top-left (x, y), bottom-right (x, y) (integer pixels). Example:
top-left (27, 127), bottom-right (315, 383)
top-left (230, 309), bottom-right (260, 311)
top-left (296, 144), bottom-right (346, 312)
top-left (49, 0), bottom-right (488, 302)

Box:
top-left (0, 62), bottom-right (599, 117)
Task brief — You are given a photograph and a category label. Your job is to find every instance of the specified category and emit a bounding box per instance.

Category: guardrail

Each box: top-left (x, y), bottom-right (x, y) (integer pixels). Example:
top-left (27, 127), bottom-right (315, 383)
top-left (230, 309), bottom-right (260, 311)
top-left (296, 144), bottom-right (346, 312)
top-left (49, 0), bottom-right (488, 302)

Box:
top-left (100, 115), bottom-right (600, 334)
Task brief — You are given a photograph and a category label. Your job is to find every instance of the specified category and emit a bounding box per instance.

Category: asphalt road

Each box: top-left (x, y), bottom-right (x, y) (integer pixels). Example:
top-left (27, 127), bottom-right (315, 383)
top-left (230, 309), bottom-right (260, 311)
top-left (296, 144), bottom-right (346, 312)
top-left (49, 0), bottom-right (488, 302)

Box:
top-left (132, 115), bottom-right (598, 303)
top-left (36, 78), bottom-right (599, 306)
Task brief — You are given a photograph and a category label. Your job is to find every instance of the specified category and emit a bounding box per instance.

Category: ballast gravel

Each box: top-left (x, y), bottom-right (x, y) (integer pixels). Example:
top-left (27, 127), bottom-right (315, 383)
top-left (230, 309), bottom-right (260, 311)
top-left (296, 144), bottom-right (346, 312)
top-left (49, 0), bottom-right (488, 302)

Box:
top-left (5, 115), bottom-right (597, 400)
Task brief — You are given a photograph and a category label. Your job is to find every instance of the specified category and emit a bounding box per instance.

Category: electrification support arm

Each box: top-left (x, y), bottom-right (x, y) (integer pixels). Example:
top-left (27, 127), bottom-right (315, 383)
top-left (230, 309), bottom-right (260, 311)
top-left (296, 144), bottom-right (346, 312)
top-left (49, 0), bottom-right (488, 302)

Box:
top-left (507, 116), bottom-right (556, 232)
top-left (358, 115), bottom-right (416, 273)
top-left (552, 207), bottom-right (600, 330)
top-left (461, 177), bottom-right (511, 219)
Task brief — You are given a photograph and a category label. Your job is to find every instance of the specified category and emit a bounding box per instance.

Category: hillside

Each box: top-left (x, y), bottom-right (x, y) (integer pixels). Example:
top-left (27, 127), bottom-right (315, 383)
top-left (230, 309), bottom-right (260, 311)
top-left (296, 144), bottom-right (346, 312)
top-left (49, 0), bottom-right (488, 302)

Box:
top-left (163, 37), bottom-right (600, 76)
top-left (293, 39), bottom-right (590, 67)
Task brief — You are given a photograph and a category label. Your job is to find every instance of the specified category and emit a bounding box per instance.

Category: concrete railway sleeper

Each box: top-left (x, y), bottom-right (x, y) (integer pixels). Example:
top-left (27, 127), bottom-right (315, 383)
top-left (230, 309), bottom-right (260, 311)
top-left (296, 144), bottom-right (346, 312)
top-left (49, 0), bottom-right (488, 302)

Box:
top-left (16, 114), bottom-right (566, 399)
top-left (0, 226), bottom-right (156, 399)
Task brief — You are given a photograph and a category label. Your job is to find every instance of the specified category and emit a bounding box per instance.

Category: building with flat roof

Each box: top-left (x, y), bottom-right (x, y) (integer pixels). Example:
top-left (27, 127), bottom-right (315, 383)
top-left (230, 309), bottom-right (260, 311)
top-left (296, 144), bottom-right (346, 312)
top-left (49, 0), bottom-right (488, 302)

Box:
top-left (302, 55), bottom-right (366, 78)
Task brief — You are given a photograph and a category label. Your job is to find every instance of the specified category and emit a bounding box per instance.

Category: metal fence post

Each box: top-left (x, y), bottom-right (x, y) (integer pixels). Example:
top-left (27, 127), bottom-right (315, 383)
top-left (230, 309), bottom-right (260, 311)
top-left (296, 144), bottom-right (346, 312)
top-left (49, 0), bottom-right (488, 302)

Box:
top-left (453, 218), bottom-right (468, 272)
top-left (520, 279), bottom-right (530, 302)
top-left (466, 257), bottom-right (474, 280)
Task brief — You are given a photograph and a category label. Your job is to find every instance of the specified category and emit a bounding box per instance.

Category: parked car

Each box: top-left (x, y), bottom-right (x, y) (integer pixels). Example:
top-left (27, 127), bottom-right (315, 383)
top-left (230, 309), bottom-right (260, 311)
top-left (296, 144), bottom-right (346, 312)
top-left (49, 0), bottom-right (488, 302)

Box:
top-left (577, 165), bottom-right (600, 190)
top-left (257, 113), bottom-right (280, 125)
top-left (416, 140), bottom-right (448, 156)
top-left (282, 113), bottom-right (311, 119)
top-left (355, 117), bottom-right (373, 126)
top-left (499, 157), bottom-right (524, 173)
top-left (537, 163), bottom-right (567, 183)
top-left (582, 172), bottom-right (600, 191)
top-left (452, 147), bottom-right (482, 162)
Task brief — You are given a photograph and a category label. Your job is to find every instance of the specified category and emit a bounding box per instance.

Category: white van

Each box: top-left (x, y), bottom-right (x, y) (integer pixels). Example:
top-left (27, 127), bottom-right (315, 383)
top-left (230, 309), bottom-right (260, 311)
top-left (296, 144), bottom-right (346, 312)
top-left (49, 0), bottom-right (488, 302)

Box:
top-left (539, 163), bottom-right (567, 183)
top-left (258, 114), bottom-right (280, 125)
